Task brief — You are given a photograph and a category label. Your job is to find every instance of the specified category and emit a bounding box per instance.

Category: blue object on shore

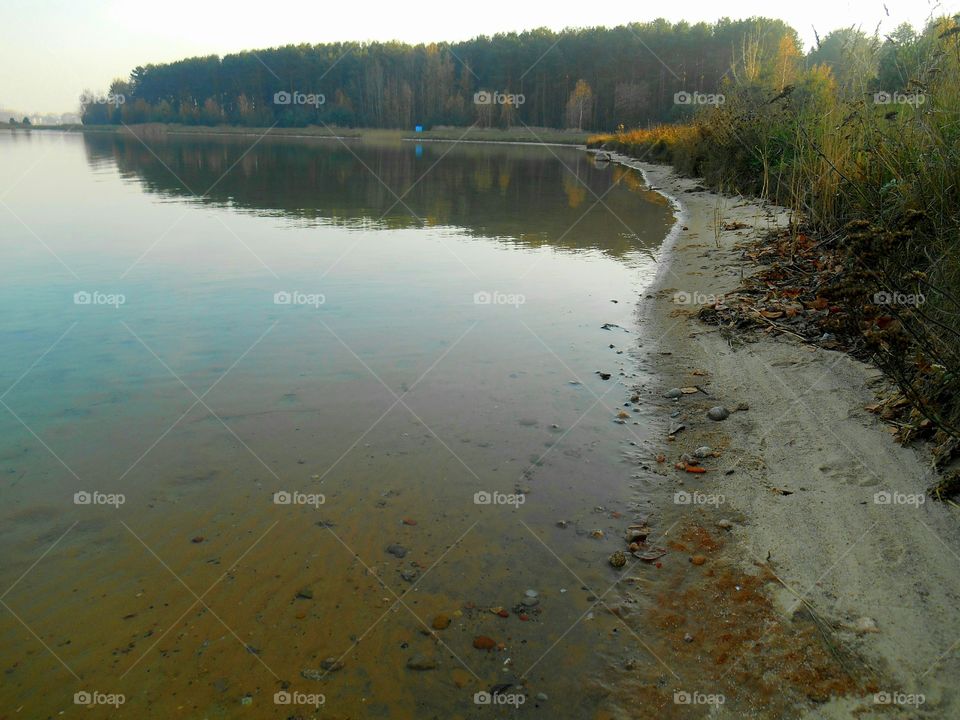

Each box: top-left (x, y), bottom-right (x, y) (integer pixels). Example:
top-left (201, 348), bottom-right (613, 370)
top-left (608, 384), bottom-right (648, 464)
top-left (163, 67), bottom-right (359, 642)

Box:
top-left (415, 144), bottom-right (423, 157)
top-left (415, 125), bottom-right (423, 132)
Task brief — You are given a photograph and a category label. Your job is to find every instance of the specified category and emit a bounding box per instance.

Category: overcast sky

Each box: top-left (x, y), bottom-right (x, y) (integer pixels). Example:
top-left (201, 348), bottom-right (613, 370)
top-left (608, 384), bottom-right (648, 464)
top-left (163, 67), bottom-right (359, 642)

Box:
top-left (0, 0), bottom-right (951, 114)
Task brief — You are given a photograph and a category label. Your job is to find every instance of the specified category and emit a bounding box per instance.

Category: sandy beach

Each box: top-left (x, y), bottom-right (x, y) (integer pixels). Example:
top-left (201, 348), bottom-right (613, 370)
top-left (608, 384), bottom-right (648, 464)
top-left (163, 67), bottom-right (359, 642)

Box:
top-left (598, 153), bottom-right (960, 718)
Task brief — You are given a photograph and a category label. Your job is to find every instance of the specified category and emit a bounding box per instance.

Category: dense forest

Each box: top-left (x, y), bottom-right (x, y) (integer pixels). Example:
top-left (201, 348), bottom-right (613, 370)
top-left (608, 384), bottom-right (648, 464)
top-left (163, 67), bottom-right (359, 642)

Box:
top-left (76, 18), bottom-right (836, 130)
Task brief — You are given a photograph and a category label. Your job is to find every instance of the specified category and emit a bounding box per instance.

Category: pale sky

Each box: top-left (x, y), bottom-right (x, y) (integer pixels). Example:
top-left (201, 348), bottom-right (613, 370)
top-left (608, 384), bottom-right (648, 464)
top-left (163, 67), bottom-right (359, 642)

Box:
top-left (0, 0), bottom-right (951, 114)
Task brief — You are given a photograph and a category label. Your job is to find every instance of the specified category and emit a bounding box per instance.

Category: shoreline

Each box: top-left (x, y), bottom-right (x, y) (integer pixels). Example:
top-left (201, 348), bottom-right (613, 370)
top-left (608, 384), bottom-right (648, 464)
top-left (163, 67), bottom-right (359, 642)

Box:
top-left (616, 151), bottom-right (960, 717)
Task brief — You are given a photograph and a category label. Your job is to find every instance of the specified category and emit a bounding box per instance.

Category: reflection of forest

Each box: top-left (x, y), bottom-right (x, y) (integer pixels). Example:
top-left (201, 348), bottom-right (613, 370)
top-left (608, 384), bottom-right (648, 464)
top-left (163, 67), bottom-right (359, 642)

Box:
top-left (82, 133), bottom-right (671, 256)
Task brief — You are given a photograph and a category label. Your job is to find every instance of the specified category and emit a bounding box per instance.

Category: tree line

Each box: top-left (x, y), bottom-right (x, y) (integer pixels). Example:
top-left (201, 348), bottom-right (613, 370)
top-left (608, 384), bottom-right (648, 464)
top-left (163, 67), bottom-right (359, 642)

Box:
top-left (83, 18), bottom-right (808, 130)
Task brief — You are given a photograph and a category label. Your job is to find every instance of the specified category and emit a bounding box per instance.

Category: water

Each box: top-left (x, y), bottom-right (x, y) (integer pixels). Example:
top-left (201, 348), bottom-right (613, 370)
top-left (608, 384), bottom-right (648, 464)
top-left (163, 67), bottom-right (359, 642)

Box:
top-left (0, 129), bottom-right (674, 718)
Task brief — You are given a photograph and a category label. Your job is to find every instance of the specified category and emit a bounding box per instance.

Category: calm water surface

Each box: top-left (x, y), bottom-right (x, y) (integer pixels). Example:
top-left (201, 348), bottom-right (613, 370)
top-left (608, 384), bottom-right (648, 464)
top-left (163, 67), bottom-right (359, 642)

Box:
top-left (0, 129), bottom-right (674, 718)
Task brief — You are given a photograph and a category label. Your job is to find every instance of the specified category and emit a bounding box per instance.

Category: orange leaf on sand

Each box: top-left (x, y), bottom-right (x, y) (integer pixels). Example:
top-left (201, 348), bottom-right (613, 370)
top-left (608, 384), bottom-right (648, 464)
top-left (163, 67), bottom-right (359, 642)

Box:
top-left (684, 465), bottom-right (706, 474)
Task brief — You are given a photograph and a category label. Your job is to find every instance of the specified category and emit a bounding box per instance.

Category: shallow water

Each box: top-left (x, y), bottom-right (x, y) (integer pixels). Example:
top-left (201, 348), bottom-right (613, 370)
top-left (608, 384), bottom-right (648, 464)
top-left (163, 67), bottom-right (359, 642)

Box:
top-left (0, 130), bottom-right (675, 718)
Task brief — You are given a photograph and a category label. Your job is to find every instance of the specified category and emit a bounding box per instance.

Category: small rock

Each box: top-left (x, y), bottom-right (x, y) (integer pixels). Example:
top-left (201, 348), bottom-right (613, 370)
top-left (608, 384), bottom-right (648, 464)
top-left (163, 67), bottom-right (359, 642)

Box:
top-left (736, 402), bottom-right (749, 411)
top-left (556, 520), bottom-right (568, 529)
top-left (536, 692), bottom-right (548, 701)
top-left (473, 635), bottom-right (496, 650)
top-left (690, 555), bottom-right (707, 566)
top-left (402, 518), bottom-right (417, 526)
top-left (400, 569), bottom-right (419, 582)
top-left (609, 551), bottom-right (627, 568)
top-left (598, 372), bottom-right (611, 380)
top-left (431, 614), bottom-right (451, 630)
top-left (521, 596), bottom-right (540, 607)
top-left (525, 590), bottom-right (539, 599)
top-left (854, 617), bottom-right (879, 634)
top-left (716, 519), bottom-right (733, 530)
top-left (663, 388), bottom-right (683, 399)
top-left (694, 446), bottom-right (713, 458)
top-left (386, 544), bottom-right (407, 558)
top-left (320, 657), bottom-right (344, 672)
top-left (406, 654), bottom-right (437, 670)
top-left (191, 536), bottom-right (204, 544)
top-left (451, 669), bottom-right (471, 688)
top-left (296, 587), bottom-right (314, 600)
top-left (683, 633), bottom-right (694, 643)
top-left (707, 406), bottom-right (730, 421)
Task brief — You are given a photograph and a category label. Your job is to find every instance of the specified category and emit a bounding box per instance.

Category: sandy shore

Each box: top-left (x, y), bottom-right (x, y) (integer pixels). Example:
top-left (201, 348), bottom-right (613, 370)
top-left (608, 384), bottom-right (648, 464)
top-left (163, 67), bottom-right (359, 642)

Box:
top-left (614, 154), bottom-right (960, 718)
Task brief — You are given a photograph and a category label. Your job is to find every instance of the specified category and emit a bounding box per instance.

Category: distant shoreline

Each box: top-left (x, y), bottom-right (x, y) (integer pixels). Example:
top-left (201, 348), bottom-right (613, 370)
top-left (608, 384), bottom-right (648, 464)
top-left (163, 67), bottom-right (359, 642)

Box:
top-left (0, 123), bottom-right (590, 146)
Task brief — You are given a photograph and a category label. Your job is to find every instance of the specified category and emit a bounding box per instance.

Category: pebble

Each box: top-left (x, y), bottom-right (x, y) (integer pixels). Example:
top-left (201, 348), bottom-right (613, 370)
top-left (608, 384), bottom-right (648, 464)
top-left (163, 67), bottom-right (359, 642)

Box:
top-left (608, 551), bottom-right (627, 568)
top-left (707, 406), bottom-right (730, 421)
top-left (683, 633), bottom-right (694, 643)
top-left (521, 596), bottom-right (539, 607)
top-left (663, 388), bottom-right (683, 399)
top-left (690, 555), bottom-right (707, 566)
top-left (694, 446), bottom-right (713, 458)
top-left (716, 519), bottom-right (733, 530)
top-left (431, 614), bottom-right (451, 630)
top-left (473, 636), bottom-right (497, 650)
top-left (191, 536), bottom-right (204, 544)
top-left (525, 589), bottom-right (538, 599)
top-left (320, 657), bottom-right (344, 672)
top-left (386, 544), bottom-right (407, 558)
top-left (536, 692), bottom-right (548, 701)
top-left (855, 616), bottom-right (879, 634)
top-left (296, 587), bottom-right (314, 600)
top-left (400, 569), bottom-right (419, 582)
top-left (451, 669), bottom-right (471, 688)
top-left (406, 654), bottom-right (437, 670)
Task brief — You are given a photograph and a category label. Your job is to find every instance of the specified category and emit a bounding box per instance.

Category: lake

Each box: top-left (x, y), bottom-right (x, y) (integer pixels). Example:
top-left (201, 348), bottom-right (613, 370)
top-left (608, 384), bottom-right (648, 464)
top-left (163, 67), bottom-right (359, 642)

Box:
top-left (0, 129), bottom-right (675, 718)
